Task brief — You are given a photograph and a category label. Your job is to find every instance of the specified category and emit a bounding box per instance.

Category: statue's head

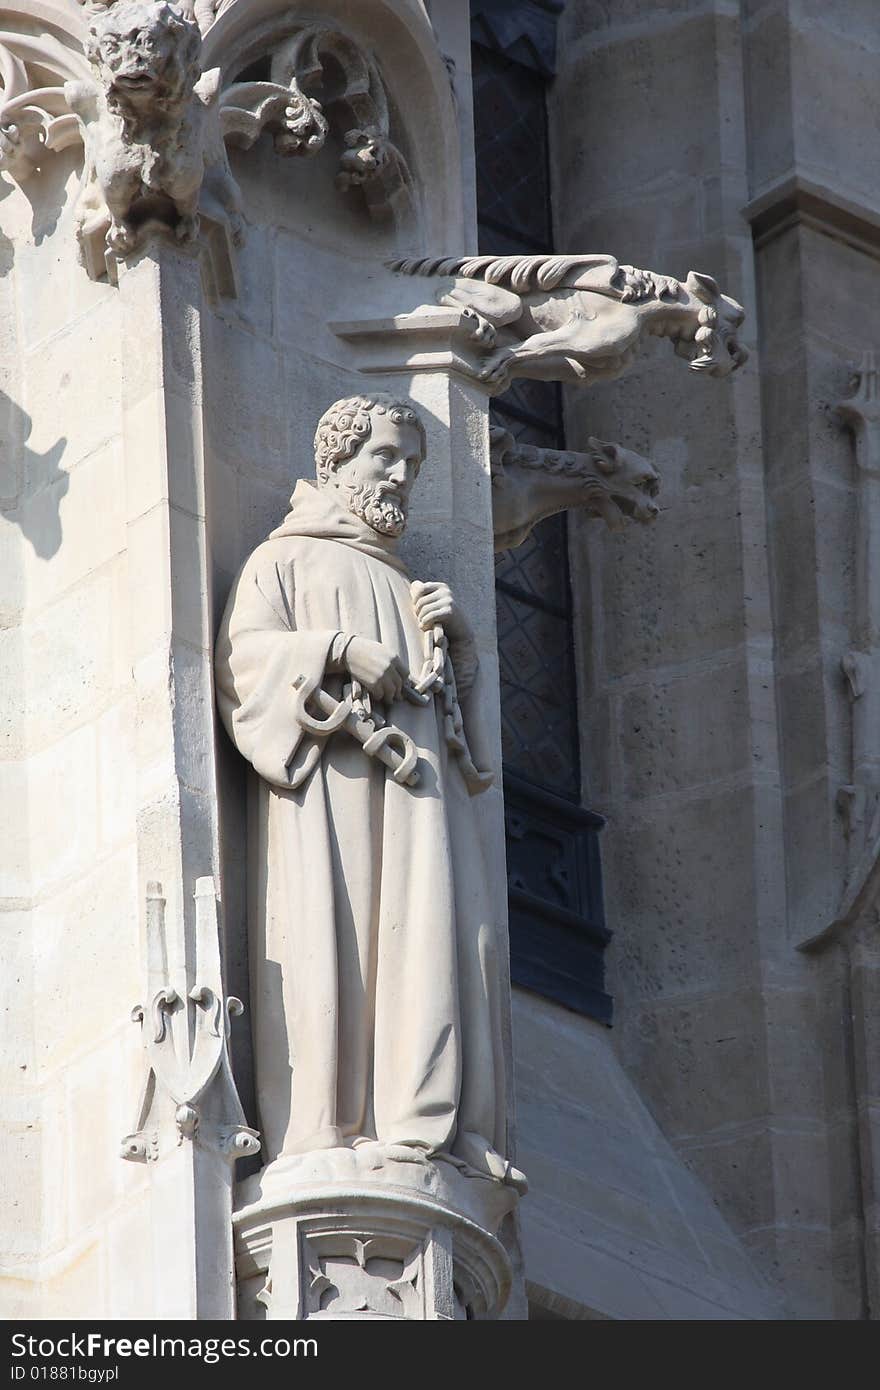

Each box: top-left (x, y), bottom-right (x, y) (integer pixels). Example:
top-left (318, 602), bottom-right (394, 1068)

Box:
top-left (314, 395), bottom-right (426, 538)
top-left (85, 1), bottom-right (201, 115)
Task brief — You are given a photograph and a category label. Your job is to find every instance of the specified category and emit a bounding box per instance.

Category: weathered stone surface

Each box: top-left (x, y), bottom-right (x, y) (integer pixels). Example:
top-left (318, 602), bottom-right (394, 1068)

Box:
top-left (550, 0), bottom-right (880, 1320)
top-left (514, 992), bottom-right (777, 1320)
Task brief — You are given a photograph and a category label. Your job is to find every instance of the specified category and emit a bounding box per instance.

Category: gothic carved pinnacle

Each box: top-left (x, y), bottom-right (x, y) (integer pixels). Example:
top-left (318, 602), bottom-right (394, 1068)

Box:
top-left (120, 877), bottom-right (260, 1164)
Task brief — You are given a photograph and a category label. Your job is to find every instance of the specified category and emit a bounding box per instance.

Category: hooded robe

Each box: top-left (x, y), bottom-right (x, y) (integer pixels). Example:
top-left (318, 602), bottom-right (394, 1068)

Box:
top-left (215, 480), bottom-right (510, 1183)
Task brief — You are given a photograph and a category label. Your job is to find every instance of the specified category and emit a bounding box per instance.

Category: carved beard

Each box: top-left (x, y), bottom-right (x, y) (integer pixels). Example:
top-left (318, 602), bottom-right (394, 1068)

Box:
top-left (341, 482), bottom-right (407, 537)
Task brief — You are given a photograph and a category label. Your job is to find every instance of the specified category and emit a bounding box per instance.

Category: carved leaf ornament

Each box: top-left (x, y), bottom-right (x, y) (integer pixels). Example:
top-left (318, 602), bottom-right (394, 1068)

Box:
top-left (219, 21), bottom-right (412, 218)
top-left (0, 22), bottom-right (88, 179)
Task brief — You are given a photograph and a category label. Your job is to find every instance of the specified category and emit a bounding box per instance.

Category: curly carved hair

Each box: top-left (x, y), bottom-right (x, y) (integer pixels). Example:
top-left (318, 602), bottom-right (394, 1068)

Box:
top-left (313, 395), bottom-right (426, 484)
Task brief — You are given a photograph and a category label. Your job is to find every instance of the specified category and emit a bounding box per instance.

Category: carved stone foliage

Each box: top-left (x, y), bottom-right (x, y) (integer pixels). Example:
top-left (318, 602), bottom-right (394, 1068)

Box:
top-left (220, 24), bottom-right (412, 224)
top-left (121, 877), bottom-right (260, 1164)
top-left (0, 19), bottom-right (88, 179)
top-left (490, 424), bottom-right (660, 551)
top-left (0, 1), bottom-right (413, 285)
top-left (389, 254), bottom-right (748, 394)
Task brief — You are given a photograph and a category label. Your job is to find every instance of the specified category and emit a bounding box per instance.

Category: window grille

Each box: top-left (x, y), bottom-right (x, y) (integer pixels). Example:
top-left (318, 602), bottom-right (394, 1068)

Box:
top-left (472, 12), bottom-right (612, 1021)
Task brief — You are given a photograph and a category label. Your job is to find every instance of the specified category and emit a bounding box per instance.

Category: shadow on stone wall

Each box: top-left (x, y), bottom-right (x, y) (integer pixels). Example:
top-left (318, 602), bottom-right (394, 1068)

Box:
top-left (0, 146), bottom-right (75, 244)
top-left (0, 387), bottom-right (68, 558)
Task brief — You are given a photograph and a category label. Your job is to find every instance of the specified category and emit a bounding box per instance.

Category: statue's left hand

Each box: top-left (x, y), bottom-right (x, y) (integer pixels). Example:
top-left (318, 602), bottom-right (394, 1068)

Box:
top-left (411, 581), bottom-right (472, 641)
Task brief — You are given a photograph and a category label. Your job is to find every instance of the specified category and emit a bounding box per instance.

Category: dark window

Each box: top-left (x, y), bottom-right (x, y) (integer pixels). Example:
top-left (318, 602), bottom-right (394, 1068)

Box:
top-left (471, 5), bottom-right (611, 1022)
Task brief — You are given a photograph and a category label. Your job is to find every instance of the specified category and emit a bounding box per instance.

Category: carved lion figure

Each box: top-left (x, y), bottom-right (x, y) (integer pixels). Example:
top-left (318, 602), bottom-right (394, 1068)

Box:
top-left (390, 254), bottom-right (748, 394)
top-left (65, 0), bottom-right (243, 271)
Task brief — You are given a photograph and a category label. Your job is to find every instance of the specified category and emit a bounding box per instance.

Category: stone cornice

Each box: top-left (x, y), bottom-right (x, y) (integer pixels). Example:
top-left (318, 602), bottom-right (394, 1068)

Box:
top-left (744, 173), bottom-right (880, 259)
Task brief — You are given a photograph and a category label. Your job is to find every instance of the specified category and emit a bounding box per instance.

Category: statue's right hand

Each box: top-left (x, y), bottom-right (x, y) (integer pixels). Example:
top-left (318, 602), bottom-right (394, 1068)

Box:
top-left (343, 637), bottom-right (408, 704)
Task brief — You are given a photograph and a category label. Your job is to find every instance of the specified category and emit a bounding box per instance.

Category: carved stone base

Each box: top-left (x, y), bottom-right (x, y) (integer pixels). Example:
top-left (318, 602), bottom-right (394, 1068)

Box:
top-left (234, 1147), bottom-right (517, 1321)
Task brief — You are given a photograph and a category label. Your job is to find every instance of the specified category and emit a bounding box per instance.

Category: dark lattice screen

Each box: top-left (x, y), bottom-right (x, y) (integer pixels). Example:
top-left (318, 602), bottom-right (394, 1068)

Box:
top-left (472, 14), bottom-right (612, 1022)
top-left (473, 45), bottom-right (580, 802)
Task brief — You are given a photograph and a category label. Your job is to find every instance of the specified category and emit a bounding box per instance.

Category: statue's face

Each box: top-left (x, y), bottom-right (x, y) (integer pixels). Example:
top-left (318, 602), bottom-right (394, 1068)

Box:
top-left (332, 415), bottom-right (423, 537)
top-left (88, 2), bottom-right (200, 111)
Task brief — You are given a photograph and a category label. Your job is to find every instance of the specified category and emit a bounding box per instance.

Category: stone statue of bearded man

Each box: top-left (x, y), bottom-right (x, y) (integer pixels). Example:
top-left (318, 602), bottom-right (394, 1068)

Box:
top-left (215, 395), bottom-right (523, 1194)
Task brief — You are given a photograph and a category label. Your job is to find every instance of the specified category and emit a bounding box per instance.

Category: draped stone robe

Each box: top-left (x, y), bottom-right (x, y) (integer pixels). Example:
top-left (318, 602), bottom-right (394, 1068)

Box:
top-left (215, 480), bottom-right (510, 1183)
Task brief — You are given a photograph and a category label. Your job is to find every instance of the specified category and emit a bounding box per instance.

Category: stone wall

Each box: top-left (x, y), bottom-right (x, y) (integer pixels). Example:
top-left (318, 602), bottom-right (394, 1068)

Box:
top-left (0, 147), bottom-right (151, 1317)
top-left (549, 0), bottom-right (880, 1317)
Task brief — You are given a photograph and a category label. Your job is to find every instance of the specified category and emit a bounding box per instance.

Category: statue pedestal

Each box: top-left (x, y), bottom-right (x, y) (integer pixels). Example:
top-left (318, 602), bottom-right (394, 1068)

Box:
top-left (234, 1149), bottom-right (517, 1320)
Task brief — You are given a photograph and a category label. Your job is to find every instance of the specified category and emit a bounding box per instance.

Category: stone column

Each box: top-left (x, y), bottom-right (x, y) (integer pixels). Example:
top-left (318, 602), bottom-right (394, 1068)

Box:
top-left (108, 245), bottom-right (258, 1319)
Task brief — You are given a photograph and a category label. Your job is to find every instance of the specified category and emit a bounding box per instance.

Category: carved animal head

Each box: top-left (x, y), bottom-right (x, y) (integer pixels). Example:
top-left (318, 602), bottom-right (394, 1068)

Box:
top-left (677, 271), bottom-right (748, 378)
top-left (489, 426), bottom-right (660, 542)
top-left (85, 1), bottom-right (201, 117)
top-left (586, 437), bottom-right (660, 528)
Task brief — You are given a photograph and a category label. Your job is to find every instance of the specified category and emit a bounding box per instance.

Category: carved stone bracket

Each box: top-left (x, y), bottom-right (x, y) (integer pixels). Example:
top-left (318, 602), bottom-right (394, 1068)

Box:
top-left (121, 877), bottom-right (260, 1164)
top-left (234, 1148), bottom-right (515, 1321)
top-left (331, 303), bottom-right (497, 377)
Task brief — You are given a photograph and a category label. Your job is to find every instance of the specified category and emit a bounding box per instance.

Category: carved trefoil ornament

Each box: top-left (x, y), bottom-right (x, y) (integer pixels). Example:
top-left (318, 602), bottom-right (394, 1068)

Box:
top-left (234, 1168), bottom-right (514, 1321)
top-left (0, 19), bottom-right (87, 179)
top-left (259, 1227), bottom-right (445, 1321)
top-left (121, 877), bottom-right (260, 1164)
top-left (0, 2), bottom-right (413, 287)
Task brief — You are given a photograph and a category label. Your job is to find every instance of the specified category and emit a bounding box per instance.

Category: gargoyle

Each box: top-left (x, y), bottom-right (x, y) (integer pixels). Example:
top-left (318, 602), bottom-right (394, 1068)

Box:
top-left (64, 0), bottom-right (243, 277)
top-left (490, 426), bottom-right (660, 551)
top-left (390, 254), bottom-right (747, 394)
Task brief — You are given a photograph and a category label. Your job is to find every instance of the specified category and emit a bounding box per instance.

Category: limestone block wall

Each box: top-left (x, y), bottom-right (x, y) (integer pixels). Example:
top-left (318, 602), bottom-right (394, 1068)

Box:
top-left (0, 149), bottom-right (152, 1317)
top-left (549, 0), bottom-right (880, 1318)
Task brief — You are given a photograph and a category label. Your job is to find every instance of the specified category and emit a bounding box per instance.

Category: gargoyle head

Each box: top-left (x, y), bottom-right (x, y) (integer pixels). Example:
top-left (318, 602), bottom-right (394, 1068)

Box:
top-left (85, 1), bottom-right (201, 118)
top-left (678, 271), bottom-right (748, 378)
top-left (586, 437), bottom-right (660, 529)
